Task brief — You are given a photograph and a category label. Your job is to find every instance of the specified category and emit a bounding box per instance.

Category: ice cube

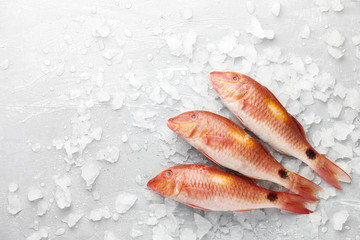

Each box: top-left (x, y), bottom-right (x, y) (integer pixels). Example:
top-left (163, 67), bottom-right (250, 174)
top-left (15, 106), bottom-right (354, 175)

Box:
top-left (112, 93), bottom-right (125, 110)
top-left (326, 30), bottom-right (345, 47)
top-left (102, 48), bottom-right (119, 60)
top-left (97, 23), bottom-right (111, 38)
top-left (218, 35), bottom-right (237, 54)
top-left (246, 1), bottom-right (255, 14)
top-left (300, 91), bottom-right (314, 106)
top-left (7, 192), bottom-right (22, 215)
top-left (344, 89), bottom-right (360, 111)
top-left (330, 0), bottom-right (344, 11)
top-left (8, 182), bottom-right (18, 192)
top-left (183, 31), bottom-right (197, 58)
top-left (152, 224), bottom-right (173, 240)
top-left (104, 231), bottom-right (119, 240)
top-left (149, 204), bottom-right (167, 219)
top-left (54, 175), bottom-right (72, 209)
top-left (130, 228), bottom-right (144, 238)
top-left (315, 0), bottom-right (330, 12)
top-left (88, 206), bottom-right (111, 221)
top-left (333, 142), bottom-right (353, 159)
top-left (333, 210), bottom-right (349, 231)
top-left (96, 146), bottom-right (120, 163)
top-left (187, 75), bottom-right (208, 96)
top-left (89, 127), bottom-right (103, 140)
top-left (180, 228), bottom-right (196, 240)
top-left (121, 133), bottom-right (129, 143)
top-left (81, 161), bottom-right (101, 187)
top-left (307, 63), bottom-right (319, 77)
top-left (194, 213), bottom-right (212, 239)
top-left (115, 192), bottom-right (137, 213)
top-left (314, 91), bottom-right (330, 102)
top-left (300, 25), bottom-right (310, 39)
top-left (37, 200), bottom-right (49, 216)
top-left (55, 228), bottom-right (66, 236)
top-left (80, 72), bottom-right (92, 80)
top-left (271, 2), bottom-right (281, 16)
top-left (25, 228), bottom-right (48, 240)
top-left (299, 166), bottom-right (315, 180)
top-left (165, 33), bottom-right (183, 57)
top-left (229, 44), bottom-right (245, 58)
top-left (319, 187), bottom-right (336, 200)
top-left (0, 59), bottom-right (10, 70)
top-left (333, 83), bottom-right (348, 99)
top-left (28, 186), bottom-right (44, 202)
top-left (352, 34), bottom-right (360, 46)
top-left (320, 127), bottom-right (335, 147)
top-left (95, 88), bottom-right (111, 102)
top-left (327, 46), bottom-right (344, 59)
top-left (315, 72), bottom-right (335, 92)
top-left (246, 16), bottom-right (266, 39)
top-left (182, 8), bottom-right (193, 20)
top-left (308, 212), bottom-right (322, 228)
top-left (149, 86), bottom-right (166, 104)
top-left (147, 216), bottom-right (158, 226)
top-left (31, 143), bottom-right (42, 153)
top-left (286, 100), bottom-right (305, 116)
top-left (327, 99), bottom-right (342, 118)
top-left (333, 122), bottom-right (355, 141)
top-left (62, 211), bottom-right (83, 228)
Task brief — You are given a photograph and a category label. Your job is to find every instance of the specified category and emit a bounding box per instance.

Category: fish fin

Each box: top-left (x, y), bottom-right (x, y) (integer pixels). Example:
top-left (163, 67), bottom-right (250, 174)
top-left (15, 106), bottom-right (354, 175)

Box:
top-left (266, 86), bottom-right (285, 108)
top-left (234, 113), bottom-right (247, 128)
top-left (184, 202), bottom-right (210, 211)
top-left (198, 148), bottom-right (222, 167)
top-left (240, 175), bottom-right (260, 186)
top-left (234, 208), bottom-right (256, 212)
top-left (278, 193), bottom-right (315, 214)
top-left (311, 153), bottom-right (351, 190)
top-left (203, 135), bottom-right (232, 148)
top-left (287, 172), bottom-right (323, 201)
top-left (290, 115), bottom-right (307, 139)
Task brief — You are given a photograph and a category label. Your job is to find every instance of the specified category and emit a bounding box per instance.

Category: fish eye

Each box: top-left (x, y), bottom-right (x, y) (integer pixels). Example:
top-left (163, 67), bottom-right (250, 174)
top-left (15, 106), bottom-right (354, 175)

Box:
top-left (191, 114), bottom-right (196, 119)
top-left (165, 170), bottom-right (172, 178)
top-left (233, 76), bottom-right (238, 81)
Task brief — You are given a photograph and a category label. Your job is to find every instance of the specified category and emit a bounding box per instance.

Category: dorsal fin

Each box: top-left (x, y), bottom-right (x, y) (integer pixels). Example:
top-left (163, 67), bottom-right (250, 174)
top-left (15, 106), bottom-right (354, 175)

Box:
top-left (290, 115), bottom-right (307, 139)
top-left (266, 86), bottom-right (307, 139)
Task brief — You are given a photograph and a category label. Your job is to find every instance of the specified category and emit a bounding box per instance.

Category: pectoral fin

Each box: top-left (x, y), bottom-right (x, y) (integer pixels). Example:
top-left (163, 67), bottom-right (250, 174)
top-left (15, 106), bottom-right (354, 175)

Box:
top-left (184, 202), bottom-right (211, 211)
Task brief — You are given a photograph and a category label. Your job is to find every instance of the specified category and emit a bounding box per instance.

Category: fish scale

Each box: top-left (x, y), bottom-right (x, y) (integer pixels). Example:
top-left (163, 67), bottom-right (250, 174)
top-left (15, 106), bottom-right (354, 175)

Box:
top-left (168, 111), bottom-right (322, 200)
top-left (147, 165), bottom-right (314, 214)
top-left (209, 71), bottom-right (351, 190)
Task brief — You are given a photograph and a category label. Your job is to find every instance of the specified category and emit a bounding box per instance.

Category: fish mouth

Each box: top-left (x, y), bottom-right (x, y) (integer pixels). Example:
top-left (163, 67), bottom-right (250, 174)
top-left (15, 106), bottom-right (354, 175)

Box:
top-left (167, 118), bottom-right (180, 131)
top-left (147, 177), bottom-right (158, 191)
top-left (209, 71), bottom-right (225, 89)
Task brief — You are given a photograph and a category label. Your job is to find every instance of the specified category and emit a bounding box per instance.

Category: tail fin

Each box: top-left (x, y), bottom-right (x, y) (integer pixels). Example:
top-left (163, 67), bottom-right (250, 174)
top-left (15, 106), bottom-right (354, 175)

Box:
top-left (287, 172), bottom-right (323, 201)
top-left (278, 192), bottom-right (315, 214)
top-left (311, 154), bottom-right (351, 190)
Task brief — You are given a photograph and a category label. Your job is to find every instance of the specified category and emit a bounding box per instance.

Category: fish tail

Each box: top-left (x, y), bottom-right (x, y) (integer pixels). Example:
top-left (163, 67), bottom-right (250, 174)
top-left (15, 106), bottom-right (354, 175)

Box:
top-left (311, 153), bottom-right (351, 190)
top-left (278, 192), bottom-right (315, 214)
top-left (286, 172), bottom-right (323, 201)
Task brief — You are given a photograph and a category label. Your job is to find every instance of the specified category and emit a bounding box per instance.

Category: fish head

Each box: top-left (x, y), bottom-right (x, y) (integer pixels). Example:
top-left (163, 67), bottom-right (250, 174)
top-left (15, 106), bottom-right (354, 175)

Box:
top-left (209, 72), bottom-right (250, 102)
top-left (167, 111), bottom-right (207, 139)
top-left (147, 166), bottom-right (184, 198)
